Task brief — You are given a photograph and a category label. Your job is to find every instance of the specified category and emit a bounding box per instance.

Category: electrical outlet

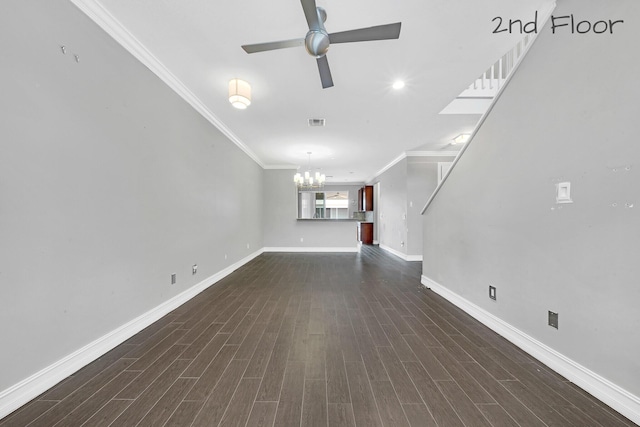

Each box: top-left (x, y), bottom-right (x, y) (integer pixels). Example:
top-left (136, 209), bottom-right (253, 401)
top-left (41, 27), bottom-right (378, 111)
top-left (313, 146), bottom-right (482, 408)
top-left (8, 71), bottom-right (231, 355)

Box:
top-left (489, 285), bottom-right (497, 301)
top-left (300, 237), bottom-right (304, 242)
top-left (548, 311), bottom-right (559, 329)
top-left (224, 254), bottom-right (228, 260)
top-left (171, 273), bottom-right (176, 285)
top-left (246, 243), bottom-right (250, 249)
top-left (192, 264), bottom-right (197, 275)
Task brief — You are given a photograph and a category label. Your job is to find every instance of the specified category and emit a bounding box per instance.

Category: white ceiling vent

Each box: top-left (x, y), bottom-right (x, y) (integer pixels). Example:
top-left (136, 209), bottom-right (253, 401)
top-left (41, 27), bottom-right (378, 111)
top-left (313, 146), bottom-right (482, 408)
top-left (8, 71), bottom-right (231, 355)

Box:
top-left (308, 118), bottom-right (326, 127)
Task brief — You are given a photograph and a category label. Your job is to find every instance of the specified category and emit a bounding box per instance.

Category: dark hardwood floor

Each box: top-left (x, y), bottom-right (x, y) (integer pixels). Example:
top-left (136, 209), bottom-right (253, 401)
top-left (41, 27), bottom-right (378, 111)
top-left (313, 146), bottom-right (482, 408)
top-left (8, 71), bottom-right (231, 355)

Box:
top-left (2, 245), bottom-right (636, 426)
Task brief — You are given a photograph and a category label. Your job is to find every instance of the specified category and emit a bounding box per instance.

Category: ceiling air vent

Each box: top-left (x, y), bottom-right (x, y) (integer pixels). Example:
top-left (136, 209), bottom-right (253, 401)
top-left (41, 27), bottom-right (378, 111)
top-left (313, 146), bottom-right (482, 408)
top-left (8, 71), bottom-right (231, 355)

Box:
top-left (308, 118), bottom-right (326, 127)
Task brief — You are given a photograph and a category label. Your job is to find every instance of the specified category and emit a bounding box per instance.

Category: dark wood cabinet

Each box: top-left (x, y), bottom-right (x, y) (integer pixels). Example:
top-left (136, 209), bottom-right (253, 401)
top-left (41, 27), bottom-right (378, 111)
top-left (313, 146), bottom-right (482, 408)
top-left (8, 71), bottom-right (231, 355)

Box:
top-left (359, 222), bottom-right (373, 245)
top-left (363, 185), bottom-right (373, 211)
top-left (358, 185), bottom-right (374, 211)
top-left (357, 186), bottom-right (374, 244)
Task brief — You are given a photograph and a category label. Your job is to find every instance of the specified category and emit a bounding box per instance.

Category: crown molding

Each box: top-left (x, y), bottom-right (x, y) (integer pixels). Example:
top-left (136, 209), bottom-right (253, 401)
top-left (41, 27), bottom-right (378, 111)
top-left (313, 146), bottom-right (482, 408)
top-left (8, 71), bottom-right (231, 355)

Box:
top-left (323, 182), bottom-right (366, 187)
top-left (406, 151), bottom-right (460, 157)
top-left (69, 0), bottom-right (265, 169)
top-left (368, 152), bottom-right (406, 182)
top-left (263, 165), bottom-right (298, 170)
top-left (367, 150), bottom-right (459, 183)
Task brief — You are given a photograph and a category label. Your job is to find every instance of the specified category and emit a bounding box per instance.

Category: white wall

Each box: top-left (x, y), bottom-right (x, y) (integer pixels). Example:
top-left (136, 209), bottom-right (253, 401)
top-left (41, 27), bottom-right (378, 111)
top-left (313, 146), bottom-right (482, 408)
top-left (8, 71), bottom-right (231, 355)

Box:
top-left (422, 0), bottom-right (640, 420)
top-left (262, 170), bottom-right (359, 250)
top-left (0, 0), bottom-right (263, 395)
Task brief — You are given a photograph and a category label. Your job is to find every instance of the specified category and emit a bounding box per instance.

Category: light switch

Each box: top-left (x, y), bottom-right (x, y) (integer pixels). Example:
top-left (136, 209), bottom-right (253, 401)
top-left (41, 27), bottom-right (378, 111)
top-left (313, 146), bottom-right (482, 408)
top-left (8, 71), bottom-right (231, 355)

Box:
top-left (556, 182), bottom-right (573, 204)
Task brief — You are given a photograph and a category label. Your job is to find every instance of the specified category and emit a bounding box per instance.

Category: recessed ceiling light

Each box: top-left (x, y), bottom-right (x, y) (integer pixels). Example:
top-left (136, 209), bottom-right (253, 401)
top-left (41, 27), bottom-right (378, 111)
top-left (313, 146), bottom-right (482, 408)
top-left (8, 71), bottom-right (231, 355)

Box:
top-left (452, 133), bottom-right (471, 145)
top-left (392, 80), bottom-right (405, 90)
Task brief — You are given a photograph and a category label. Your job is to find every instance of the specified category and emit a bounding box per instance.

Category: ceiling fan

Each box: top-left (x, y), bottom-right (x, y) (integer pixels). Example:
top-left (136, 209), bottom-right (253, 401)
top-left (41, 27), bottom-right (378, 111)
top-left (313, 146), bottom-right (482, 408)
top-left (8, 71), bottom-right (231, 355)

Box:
top-left (327, 192), bottom-right (347, 199)
top-left (241, 0), bottom-right (401, 89)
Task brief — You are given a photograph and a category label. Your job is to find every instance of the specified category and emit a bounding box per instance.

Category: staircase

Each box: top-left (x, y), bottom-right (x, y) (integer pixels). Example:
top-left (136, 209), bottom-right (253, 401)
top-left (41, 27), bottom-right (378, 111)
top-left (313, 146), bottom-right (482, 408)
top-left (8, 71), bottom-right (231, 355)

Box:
top-left (440, 34), bottom-right (533, 114)
top-left (463, 34), bottom-right (532, 97)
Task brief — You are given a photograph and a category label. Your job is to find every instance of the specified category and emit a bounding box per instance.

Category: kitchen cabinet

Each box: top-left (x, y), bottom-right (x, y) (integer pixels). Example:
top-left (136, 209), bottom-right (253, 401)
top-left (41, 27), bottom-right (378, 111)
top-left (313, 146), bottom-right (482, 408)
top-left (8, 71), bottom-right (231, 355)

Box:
top-left (358, 185), bottom-right (374, 211)
top-left (359, 222), bottom-right (373, 245)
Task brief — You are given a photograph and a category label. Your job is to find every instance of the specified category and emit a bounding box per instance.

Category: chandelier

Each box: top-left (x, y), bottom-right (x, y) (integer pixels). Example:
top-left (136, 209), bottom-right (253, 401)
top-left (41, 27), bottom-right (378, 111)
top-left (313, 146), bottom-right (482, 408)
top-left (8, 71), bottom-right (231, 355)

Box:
top-left (294, 152), bottom-right (326, 190)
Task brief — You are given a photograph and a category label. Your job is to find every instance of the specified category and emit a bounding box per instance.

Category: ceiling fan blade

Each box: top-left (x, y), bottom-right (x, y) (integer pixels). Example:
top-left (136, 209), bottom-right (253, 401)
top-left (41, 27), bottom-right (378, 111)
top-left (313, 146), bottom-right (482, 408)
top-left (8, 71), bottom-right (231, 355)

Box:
top-left (329, 22), bottom-right (401, 44)
top-left (316, 55), bottom-right (333, 89)
top-left (300, 0), bottom-right (321, 30)
top-left (242, 38), bottom-right (305, 54)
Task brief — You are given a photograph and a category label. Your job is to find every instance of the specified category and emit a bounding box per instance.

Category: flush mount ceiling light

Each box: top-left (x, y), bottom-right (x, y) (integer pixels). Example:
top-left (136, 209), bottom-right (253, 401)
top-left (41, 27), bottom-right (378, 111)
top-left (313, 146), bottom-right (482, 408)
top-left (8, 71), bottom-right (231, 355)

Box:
top-left (294, 152), bottom-right (326, 190)
top-left (228, 78), bottom-right (251, 109)
top-left (452, 133), bottom-right (471, 145)
top-left (392, 80), bottom-right (405, 90)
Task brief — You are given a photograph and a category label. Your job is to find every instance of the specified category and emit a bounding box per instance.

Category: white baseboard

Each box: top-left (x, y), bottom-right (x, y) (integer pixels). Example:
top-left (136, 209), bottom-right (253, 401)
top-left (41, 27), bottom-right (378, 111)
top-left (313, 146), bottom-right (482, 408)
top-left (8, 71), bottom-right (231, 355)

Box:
top-left (379, 244), bottom-right (407, 260)
top-left (379, 244), bottom-right (422, 262)
top-left (263, 247), bottom-right (359, 253)
top-left (421, 275), bottom-right (640, 426)
top-left (0, 249), bottom-right (264, 420)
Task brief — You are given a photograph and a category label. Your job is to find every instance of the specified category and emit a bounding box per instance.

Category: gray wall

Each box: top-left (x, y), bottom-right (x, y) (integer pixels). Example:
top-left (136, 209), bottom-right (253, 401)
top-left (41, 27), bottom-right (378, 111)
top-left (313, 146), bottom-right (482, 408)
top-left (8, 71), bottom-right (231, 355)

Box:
top-left (376, 157), bottom-right (449, 257)
top-left (263, 170), bottom-right (359, 249)
top-left (0, 0), bottom-right (263, 391)
top-left (377, 158), bottom-right (409, 254)
top-left (423, 0), bottom-right (640, 397)
top-left (407, 159), bottom-right (441, 255)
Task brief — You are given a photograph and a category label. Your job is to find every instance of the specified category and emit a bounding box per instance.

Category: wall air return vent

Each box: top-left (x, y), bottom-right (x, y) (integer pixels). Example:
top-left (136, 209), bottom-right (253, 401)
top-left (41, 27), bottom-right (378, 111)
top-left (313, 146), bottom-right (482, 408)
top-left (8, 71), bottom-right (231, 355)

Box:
top-left (308, 118), bottom-right (326, 127)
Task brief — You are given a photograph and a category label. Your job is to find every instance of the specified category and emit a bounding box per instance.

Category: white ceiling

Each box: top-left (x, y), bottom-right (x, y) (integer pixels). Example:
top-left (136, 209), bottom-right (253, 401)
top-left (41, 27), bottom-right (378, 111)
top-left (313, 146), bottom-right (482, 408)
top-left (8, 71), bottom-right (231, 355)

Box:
top-left (76, 0), bottom-right (554, 183)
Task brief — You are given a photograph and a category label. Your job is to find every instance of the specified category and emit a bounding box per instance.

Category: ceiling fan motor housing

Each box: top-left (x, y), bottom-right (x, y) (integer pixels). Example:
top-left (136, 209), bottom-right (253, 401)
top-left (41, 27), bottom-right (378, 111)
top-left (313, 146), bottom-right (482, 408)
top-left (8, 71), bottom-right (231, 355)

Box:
top-left (305, 6), bottom-right (329, 57)
top-left (305, 30), bottom-right (330, 57)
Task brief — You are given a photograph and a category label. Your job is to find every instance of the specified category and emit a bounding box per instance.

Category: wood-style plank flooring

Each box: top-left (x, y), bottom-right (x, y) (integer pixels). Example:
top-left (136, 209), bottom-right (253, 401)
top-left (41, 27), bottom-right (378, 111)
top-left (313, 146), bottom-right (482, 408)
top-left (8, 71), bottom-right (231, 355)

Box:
top-left (2, 246), bottom-right (637, 426)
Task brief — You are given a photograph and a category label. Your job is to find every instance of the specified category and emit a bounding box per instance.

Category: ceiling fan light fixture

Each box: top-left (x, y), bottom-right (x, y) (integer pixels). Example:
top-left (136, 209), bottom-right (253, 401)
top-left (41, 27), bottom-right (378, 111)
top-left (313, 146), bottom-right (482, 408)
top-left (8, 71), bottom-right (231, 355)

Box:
top-left (228, 78), bottom-right (251, 109)
top-left (392, 80), bottom-right (405, 90)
